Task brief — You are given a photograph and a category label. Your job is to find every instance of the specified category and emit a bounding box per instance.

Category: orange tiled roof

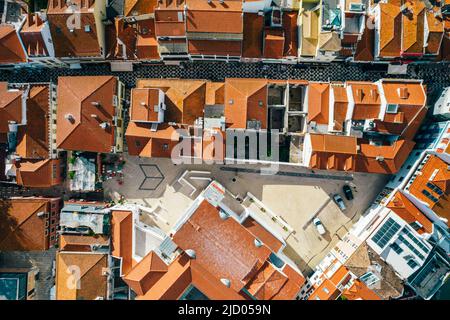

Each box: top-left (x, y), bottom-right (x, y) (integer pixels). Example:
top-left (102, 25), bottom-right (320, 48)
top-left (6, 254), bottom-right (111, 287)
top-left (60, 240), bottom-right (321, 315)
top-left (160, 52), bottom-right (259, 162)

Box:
top-left (224, 78), bottom-right (268, 129)
top-left (55, 252), bottom-right (108, 300)
top-left (331, 84), bottom-right (348, 131)
top-left (308, 279), bottom-right (341, 300)
top-left (47, 0), bottom-right (102, 58)
top-left (310, 133), bottom-right (358, 155)
top-left (0, 82), bottom-right (23, 134)
top-left (15, 159), bottom-right (62, 188)
top-left (242, 217), bottom-right (283, 254)
top-left (242, 13), bottom-right (264, 59)
top-left (348, 82), bottom-right (381, 120)
top-left (0, 24), bottom-right (26, 64)
top-left (282, 11), bottom-right (298, 58)
top-left (307, 83), bottom-right (330, 125)
top-left (185, 0), bottom-right (243, 34)
top-left (387, 191), bottom-right (433, 234)
top-left (408, 155), bottom-right (450, 226)
top-left (125, 122), bottom-right (181, 157)
top-left (111, 210), bottom-right (134, 274)
top-left (171, 200), bottom-right (305, 299)
top-left (0, 197), bottom-right (53, 251)
top-left (123, 252), bottom-right (168, 295)
top-left (342, 279), bottom-right (381, 300)
top-left (124, 0), bottom-right (157, 17)
top-left (424, 9), bottom-right (444, 55)
top-left (354, 16), bottom-right (374, 61)
top-left (60, 234), bottom-right (109, 252)
top-left (137, 253), bottom-right (244, 300)
top-left (154, 8), bottom-right (186, 37)
top-left (130, 88), bottom-right (161, 122)
top-left (263, 28), bottom-right (285, 59)
top-left (355, 139), bottom-right (415, 174)
top-left (20, 14), bottom-right (49, 57)
top-left (56, 76), bottom-right (118, 153)
top-left (136, 78), bottom-right (206, 125)
top-left (401, 0), bottom-right (425, 55)
top-left (378, 2), bottom-right (402, 58)
top-left (16, 85), bottom-right (50, 159)
top-left (136, 18), bottom-right (160, 60)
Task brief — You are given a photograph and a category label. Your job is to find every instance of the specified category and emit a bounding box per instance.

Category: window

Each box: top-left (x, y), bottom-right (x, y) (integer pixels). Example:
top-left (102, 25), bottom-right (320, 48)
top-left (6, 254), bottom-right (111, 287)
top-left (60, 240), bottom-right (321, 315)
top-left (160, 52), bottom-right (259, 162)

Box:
top-left (162, 143), bottom-right (169, 151)
top-left (426, 182), bottom-right (444, 195)
top-left (386, 104), bottom-right (399, 113)
top-left (135, 140), bottom-right (141, 147)
top-left (421, 189), bottom-right (438, 203)
top-left (406, 259), bottom-right (418, 269)
top-left (390, 242), bottom-right (403, 254)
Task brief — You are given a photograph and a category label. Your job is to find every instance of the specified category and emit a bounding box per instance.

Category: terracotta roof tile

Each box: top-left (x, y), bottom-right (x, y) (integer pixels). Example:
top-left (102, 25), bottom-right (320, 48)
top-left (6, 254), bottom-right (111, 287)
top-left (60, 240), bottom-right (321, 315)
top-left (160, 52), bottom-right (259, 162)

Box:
top-left (124, 0), bottom-right (157, 16)
top-left (0, 82), bottom-right (23, 134)
top-left (307, 83), bottom-right (330, 125)
top-left (16, 85), bottom-right (50, 159)
top-left (0, 24), bottom-right (26, 64)
top-left (242, 13), bottom-right (264, 59)
top-left (20, 14), bottom-right (49, 57)
top-left (56, 252), bottom-right (108, 300)
top-left (282, 11), bottom-right (298, 58)
top-left (224, 78), bottom-right (268, 129)
top-left (130, 88), bottom-right (162, 122)
top-left (401, 0), bottom-right (425, 55)
top-left (408, 155), bottom-right (450, 226)
top-left (56, 76), bottom-right (118, 153)
top-left (136, 78), bottom-right (206, 125)
top-left (111, 210), bottom-right (134, 274)
top-left (60, 234), bottom-right (109, 252)
top-left (185, 0), bottom-right (243, 34)
top-left (0, 197), bottom-right (55, 251)
top-left (263, 28), bottom-right (285, 59)
top-left (387, 191), bottom-right (433, 234)
top-left (379, 3), bottom-right (402, 58)
top-left (15, 159), bottom-right (62, 188)
top-left (342, 279), bottom-right (381, 300)
top-left (47, 0), bottom-right (102, 58)
top-left (123, 251), bottom-right (168, 295)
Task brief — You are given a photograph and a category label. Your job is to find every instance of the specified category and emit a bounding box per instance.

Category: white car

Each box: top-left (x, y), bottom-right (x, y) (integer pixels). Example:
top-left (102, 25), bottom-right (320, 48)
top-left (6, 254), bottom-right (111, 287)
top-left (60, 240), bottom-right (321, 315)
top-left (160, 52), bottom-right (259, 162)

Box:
top-left (333, 194), bottom-right (347, 211)
top-left (313, 218), bottom-right (326, 235)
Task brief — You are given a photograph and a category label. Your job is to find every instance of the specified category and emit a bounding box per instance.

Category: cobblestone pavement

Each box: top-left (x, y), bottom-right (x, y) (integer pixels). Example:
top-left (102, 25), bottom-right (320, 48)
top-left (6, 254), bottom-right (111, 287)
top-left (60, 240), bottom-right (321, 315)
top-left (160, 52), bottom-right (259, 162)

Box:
top-left (0, 62), bottom-right (449, 100)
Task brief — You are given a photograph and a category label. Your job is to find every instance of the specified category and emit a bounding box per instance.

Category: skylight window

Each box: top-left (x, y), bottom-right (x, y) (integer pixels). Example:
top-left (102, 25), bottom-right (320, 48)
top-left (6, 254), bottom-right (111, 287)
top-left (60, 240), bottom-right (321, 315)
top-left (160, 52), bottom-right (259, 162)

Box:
top-left (386, 104), bottom-right (399, 114)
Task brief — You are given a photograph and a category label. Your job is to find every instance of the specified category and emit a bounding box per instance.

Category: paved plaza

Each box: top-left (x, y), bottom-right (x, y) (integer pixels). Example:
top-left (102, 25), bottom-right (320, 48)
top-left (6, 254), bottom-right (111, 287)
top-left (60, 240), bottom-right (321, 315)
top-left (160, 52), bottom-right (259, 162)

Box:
top-left (103, 155), bottom-right (389, 275)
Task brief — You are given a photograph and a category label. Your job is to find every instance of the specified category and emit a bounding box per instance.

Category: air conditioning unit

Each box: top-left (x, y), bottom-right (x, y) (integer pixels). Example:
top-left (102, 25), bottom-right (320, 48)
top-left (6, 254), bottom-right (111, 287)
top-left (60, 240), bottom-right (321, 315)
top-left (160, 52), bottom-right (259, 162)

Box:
top-left (375, 156), bottom-right (384, 162)
top-left (37, 211), bottom-right (45, 217)
top-left (349, 3), bottom-right (365, 12)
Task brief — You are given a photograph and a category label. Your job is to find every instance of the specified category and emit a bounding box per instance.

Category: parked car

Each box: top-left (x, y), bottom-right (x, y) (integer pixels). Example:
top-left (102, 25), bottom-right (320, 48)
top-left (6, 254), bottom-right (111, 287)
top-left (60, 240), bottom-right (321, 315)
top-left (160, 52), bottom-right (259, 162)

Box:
top-left (343, 185), bottom-right (354, 201)
top-left (333, 194), bottom-right (346, 211)
top-left (313, 218), bottom-right (326, 235)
